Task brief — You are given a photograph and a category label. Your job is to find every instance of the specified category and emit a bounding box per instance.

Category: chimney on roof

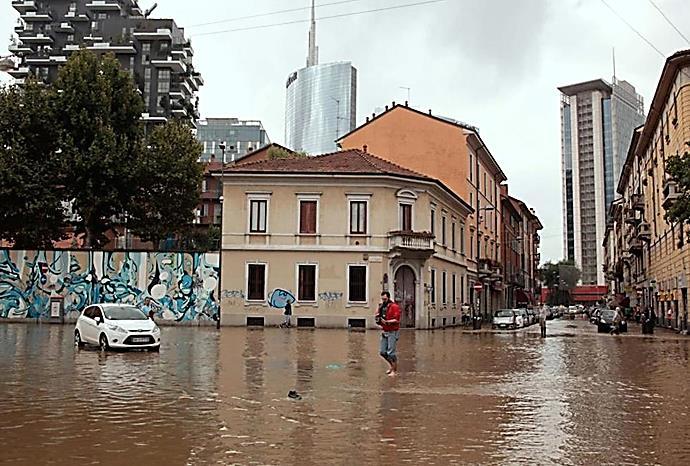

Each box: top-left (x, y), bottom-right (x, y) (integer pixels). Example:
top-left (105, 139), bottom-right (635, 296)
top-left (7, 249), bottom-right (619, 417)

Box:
top-left (372, 112), bottom-right (375, 119)
top-left (385, 105), bottom-right (389, 111)
top-left (392, 101), bottom-right (396, 106)
top-left (363, 145), bottom-right (368, 153)
top-left (405, 101), bottom-right (408, 107)
top-left (429, 109), bottom-right (432, 115)
top-left (366, 116), bottom-right (369, 122)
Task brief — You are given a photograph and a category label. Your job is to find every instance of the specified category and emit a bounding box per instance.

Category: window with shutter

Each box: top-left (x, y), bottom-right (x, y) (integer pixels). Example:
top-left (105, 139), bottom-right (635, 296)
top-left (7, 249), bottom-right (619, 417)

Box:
top-left (247, 264), bottom-right (265, 300)
top-left (298, 265), bottom-right (317, 301)
top-left (300, 201), bottom-right (317, 234)
top-left (348, 266), bottom-right (367, 302)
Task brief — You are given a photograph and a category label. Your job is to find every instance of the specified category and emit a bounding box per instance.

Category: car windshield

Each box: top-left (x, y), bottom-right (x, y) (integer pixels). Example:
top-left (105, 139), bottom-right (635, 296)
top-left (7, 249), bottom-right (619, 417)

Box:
top-left (103, 306), bottom-right (148, 321)
top-left (496, 310), bottom-right (514, 317)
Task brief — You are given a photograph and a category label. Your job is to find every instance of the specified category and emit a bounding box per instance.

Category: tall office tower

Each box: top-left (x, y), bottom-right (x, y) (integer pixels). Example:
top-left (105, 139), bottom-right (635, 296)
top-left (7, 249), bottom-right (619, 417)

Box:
top-left (196, 118), bottom-right (270, 162)
top-left (559, 78), bottom-right (645, 285)
top-left (285, 0), bottom-right (357, 155)
top-left (8, 0), bottom-right (202, 125)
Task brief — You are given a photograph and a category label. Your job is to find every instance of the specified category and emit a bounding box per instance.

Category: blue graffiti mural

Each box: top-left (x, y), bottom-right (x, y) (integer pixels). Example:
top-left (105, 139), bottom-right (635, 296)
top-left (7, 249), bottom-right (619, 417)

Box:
top-left (268, 288), bottom-right (295, 309)
top-left (0, 250), bottom-right (220, 322)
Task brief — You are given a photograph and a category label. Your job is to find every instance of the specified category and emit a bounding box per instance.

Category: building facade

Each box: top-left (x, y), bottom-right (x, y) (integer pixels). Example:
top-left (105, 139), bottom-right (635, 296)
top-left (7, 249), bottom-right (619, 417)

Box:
top-left (605, 50), bottom-right (690, 330)
top-left (217, 149), bottom-right (473, 329)
top-left (284, 1), bottom-right (357, 155)
top-left (9, 0), bottom-right (202, 123)
top-left (338, 103), bottom-right (515, 319)
top-left (559, 78), bottom-right (644, 284)
top-left (196, 118), bottom-right (270, 163)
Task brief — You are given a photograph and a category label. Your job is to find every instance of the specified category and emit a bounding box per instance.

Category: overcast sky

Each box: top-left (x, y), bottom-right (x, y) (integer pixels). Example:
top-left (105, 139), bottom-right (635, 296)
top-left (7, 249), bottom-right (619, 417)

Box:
top-left (3, 0), bottom-right (690, 263)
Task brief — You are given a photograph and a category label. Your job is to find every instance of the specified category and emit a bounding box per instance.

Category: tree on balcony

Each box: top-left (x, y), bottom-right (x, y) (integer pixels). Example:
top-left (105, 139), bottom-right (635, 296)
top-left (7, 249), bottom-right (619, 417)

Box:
top-left (665, 151), bottom-right (690, 224)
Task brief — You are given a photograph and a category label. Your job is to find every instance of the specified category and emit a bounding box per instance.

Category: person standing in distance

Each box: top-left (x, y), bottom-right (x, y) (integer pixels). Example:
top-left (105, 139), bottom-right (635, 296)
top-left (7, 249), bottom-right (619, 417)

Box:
top-left (376, 291), bottom-right (401, 376)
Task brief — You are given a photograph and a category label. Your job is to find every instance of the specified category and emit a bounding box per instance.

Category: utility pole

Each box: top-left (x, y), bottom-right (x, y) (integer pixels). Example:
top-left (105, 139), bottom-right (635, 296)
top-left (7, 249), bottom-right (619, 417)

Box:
top-left (216, 142), bottom-right (226, 330)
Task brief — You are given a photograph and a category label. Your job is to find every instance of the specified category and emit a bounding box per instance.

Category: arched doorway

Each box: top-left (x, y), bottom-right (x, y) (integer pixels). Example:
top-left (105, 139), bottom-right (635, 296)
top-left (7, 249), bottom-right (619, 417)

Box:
top-left (394, 265), bottom-right (416, 328)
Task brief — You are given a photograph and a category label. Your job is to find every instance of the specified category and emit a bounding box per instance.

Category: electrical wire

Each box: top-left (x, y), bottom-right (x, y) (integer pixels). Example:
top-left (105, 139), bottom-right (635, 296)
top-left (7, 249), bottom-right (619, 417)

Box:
top-left (189, 0), bottom-right (368, 28)
top-left (599, 0), bottom-right (666, 58)
top-left (646, 0), bottom-right (690, 46)
top-left (192, 0), bottom-right (447, 38)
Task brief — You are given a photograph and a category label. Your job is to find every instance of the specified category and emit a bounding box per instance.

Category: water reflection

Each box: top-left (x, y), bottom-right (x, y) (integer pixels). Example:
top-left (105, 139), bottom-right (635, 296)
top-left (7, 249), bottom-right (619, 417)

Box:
top-left (2, 320), bottom-right (690, 465)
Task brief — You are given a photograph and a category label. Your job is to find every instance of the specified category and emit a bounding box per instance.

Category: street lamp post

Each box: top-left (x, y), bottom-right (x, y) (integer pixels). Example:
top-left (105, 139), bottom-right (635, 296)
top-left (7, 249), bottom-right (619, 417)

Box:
top-left (216, 141), bottom-right (226, 330)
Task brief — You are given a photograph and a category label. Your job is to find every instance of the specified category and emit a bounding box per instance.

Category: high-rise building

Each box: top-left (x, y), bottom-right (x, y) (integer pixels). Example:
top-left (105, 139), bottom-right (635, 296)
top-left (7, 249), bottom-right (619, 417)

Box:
top-left (8, 0), bottom-right (202, 124)
top-left (284, 0), bottom-right (357, 155)
top-left (559, 78), bottom-right (645, 285)
top-left (196, 118), bottom-right (270, 162)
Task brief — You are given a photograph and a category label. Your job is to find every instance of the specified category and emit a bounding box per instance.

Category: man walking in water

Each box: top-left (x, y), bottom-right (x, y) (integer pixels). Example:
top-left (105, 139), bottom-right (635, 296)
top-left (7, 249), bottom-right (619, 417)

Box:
top-left (376, 291), bottom-right (401, 376)
top-left (539, 305), bottom-right (547, 338)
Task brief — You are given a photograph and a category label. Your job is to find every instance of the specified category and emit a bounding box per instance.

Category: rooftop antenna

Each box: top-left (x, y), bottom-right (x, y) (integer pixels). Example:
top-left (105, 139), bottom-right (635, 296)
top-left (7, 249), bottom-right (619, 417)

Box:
top-left (612, 47), bottom-right (617, 82)
top-left (144, 2), bottom-right (158, 18)
top-left (306, 0), bottom-right (319, 67)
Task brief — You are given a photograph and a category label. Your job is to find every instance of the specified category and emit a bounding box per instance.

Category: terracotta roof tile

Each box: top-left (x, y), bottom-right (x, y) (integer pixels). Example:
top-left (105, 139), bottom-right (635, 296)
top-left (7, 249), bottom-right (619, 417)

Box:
top-left (224, 149), bottom-right (431, 179)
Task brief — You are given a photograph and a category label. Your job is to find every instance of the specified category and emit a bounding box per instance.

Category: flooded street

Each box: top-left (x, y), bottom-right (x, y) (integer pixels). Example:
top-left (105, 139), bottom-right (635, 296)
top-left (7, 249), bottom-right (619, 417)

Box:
top-left (2, 319), bottom-right (690, 465)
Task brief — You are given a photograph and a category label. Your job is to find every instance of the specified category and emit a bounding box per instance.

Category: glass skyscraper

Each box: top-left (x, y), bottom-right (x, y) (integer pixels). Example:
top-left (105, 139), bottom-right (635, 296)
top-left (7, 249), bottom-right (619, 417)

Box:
top-left (559, 78), bottom-right (645, 285)
top-left (284, 1), bottom-right (357, 155)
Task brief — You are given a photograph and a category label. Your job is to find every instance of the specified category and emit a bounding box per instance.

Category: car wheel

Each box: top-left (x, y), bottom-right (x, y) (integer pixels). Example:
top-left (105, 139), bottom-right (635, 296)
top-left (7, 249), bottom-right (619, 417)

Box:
top-left (74, 330), bottom-right (85, 348)
top-left (99, 334), bottom-right (110, 351)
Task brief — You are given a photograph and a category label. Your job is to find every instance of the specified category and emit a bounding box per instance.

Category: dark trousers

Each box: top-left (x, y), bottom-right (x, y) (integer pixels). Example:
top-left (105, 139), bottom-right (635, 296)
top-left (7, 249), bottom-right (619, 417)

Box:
top-left (540, 321), bottom-right (546, 338)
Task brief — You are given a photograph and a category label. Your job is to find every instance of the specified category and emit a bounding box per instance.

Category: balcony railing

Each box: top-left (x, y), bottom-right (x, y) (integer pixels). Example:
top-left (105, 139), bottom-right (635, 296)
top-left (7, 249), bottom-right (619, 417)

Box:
top-left (389, 231), bottom-right (434, 251)
top-left (631, 193), bottom-right (645, 211)
top-left (663, 180), bottom-right (682, 209)
top-left (637, 222), bottom-right (651, 242)
top-left (628, 239), bottom-right (643, 255)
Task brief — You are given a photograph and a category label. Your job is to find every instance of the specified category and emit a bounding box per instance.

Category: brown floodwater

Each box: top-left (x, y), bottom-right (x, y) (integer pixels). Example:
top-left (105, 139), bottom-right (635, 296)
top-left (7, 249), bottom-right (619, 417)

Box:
top-left (1, 319), bottom-right (690, 465)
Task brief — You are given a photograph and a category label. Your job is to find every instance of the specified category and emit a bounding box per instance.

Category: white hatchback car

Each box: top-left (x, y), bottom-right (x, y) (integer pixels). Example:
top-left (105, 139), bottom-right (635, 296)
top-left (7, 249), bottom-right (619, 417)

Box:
top-left (75, 303), bottom-right (161, 352)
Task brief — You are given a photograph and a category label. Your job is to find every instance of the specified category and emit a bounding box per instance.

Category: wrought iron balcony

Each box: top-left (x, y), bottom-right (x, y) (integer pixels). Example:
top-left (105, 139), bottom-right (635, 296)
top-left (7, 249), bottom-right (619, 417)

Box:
top-left (631, 193), bottom-right (645, 211)
top-left (628, 239), bottom-right (643, 255)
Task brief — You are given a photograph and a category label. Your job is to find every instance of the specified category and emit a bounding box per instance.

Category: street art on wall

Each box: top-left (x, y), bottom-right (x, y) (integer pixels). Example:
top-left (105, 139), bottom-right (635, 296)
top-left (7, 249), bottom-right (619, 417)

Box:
top-left (268, 288), bottom-right (295, 309)
top-left (0, 250), bottom-right (219, 323)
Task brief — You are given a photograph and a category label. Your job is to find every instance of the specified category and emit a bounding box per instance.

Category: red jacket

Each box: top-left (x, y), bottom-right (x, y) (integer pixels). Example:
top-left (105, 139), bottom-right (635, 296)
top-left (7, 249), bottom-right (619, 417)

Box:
top-left (379, 301), bottom-right (401, 332)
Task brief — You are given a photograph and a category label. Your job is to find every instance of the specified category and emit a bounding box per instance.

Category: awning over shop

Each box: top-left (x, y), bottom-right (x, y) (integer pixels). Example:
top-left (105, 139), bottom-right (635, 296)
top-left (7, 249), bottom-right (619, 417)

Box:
top-left (571, 286), bottom-right (608, 303)
top-left (516, 289), bottom-right (534, 305)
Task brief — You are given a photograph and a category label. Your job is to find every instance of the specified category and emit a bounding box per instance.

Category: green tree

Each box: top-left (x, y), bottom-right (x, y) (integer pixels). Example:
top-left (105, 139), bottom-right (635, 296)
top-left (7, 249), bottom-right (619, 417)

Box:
top-left (664, 151), bottom-right (690, 224)
top-left (539, 260), bottom-right (581, 305)
top-left (56, 50), bottom-right (144, 247)
top-left (0, 80), bottom-right (67, 248)
top-left (127, 120), bottom-right (203, 244)
top-left (267, 146), bottom-right (306, 160)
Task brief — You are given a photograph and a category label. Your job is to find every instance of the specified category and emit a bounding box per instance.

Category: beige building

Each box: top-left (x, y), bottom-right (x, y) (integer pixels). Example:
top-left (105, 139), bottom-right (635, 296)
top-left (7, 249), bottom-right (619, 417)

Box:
top-left (606, 50), bottom-right (690, 329)
top-left (216, 149), bottom-right (474, 329)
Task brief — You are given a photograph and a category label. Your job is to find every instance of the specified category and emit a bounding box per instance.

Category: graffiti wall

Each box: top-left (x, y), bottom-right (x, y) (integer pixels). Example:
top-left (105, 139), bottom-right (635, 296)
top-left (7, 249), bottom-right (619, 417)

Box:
top-left (0, 250), bottom-right (219, 323)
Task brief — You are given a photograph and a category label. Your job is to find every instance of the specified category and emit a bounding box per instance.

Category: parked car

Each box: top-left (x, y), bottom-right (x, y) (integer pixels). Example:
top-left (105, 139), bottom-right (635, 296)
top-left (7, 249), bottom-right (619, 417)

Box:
top-left (514, 309), bottom-right (528, 328)
top-left (596, 309), bottom-right (628, 334)
top-left (493, 309), bottom-right (518, 330)
top-left (526, 309), bottom-right (537, 325)
top-left (590, 308), bottom-right (601, 324)
top-left (75, 304), bottom-right (161, 351)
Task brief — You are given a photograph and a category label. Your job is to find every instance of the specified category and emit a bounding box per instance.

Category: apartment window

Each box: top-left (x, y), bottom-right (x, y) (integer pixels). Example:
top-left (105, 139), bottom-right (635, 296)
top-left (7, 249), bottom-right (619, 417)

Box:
top-left (201, 203), bottom-right (208, 217)
top-left (430, 269), bottom-right (436, 304)
top-left (483, 172), bottom-right (487, 194)
top-left (249, 199), bottom-right (268, 233)
top-left (157, 69), bottom-right (170, 94)
top-left (442, 271), bottom-right (447, 304)
top-left (460, 226), bottom-right (465, 254)
top-left (348, 265), bottom-right (367, 302)
top-left (91, 21), bottom-right (99, 31)
top-left (452, 273), bottom-right (457, 304)
top-left (247, 264), bottom-right (266, 301)
top-left (141, 43), bottom-right (150, 64)
top-left (441, 215), bottom-right (447, 245)
top-left (97, 13), bottom-right (107, 20)
top-left (201, 180), bottom-right (208, 192)
top-left (470, 192), bottom-right (474, 208)
top-left (451, 221), bottom-right (456, 250)
top-left (299, 200), bottom-right (317, 234)
top-left (400, 203), bottom-right (412, 231)
top-left (25, 23), bottom-right (33, 31)
top-left (470, 232), bottom-right (474, 257)
top-left (349, 201), bottom-right (367, 234)
top-left (430, 208), bottom-right (436, 236)
top-left (69, 2), bottom-right (76, 11)
top-left (461, 275), bottom-right (465, 303)
top-left (298, 264), bottom-right (317, 301)
top-left (67, 34), bottom-right (74, 42)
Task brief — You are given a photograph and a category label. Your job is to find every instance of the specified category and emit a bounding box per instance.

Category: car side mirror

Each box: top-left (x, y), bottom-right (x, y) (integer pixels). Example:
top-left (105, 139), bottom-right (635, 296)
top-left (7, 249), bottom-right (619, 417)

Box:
top-left (95, 317), bottom-right (102, 325)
